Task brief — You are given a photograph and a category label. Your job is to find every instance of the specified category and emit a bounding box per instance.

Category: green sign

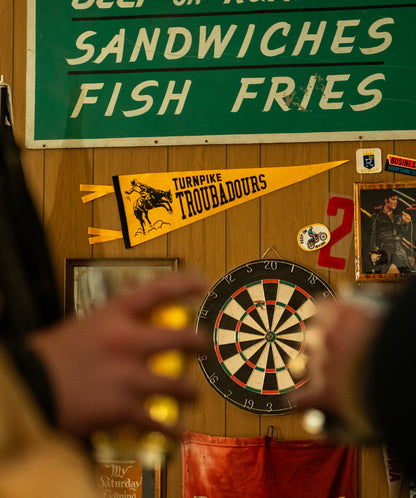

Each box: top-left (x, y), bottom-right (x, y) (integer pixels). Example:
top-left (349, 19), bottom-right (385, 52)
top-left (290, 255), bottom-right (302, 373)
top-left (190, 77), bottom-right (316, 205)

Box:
top-left (26, 1), bottom-right (416, 148)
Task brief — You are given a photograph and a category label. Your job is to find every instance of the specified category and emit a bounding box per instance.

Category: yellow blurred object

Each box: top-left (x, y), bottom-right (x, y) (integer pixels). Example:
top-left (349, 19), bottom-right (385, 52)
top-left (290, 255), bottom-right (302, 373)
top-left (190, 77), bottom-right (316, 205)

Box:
top-left (150, 302), bottom-right (191, 329)
top-left (92, 425), bottom-right (142, 462)
top-left (148, 303), bottom-right (191, 379)
top-left (92, 303), bottom-right (194, 467)
top-left (145, 395), bottom-right (179, 425)
top-left (137, 303), bottom-right (193, 467)
top-left (136, 431), bottom-right (173, 469)
top-left (289, 353), bottom-right (308, 378)
top-left (302, 409), bottom-right (326, 435)
top-left (148, 350), bottom-right (184, 379)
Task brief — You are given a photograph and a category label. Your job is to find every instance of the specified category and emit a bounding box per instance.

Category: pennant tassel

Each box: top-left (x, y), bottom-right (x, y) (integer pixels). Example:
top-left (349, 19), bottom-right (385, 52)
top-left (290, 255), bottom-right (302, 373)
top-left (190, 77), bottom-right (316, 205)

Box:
top-left (88, 227), bottom-right (123, 245)
top-left (80, 184), bottom-right (114, 203)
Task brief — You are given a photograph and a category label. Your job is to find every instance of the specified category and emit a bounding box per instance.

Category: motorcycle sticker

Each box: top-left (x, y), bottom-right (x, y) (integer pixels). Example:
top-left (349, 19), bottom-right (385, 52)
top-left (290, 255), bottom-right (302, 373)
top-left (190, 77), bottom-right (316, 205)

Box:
top-left (297, 223), bottom-right (331, 252)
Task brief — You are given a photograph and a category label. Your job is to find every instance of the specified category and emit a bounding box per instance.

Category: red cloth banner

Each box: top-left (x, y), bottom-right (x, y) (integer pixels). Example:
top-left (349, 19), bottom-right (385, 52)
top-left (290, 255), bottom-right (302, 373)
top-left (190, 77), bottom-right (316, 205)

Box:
top-left (182, 432), bottom-right (357, 498)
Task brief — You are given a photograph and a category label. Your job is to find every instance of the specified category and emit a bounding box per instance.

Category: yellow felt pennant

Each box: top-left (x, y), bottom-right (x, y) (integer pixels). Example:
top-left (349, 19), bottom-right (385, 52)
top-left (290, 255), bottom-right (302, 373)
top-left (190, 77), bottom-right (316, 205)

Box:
top-left (80, 184), bottom-right (115, 203)
top-left (88, 227), bottom-right (123, 245)
top-left (110, 160), bottom-right (348, 248)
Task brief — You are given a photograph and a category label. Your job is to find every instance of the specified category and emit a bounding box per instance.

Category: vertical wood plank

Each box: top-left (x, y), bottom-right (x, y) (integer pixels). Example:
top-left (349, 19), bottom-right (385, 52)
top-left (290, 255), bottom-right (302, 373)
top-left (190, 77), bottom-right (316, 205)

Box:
top-left (166, 144), bottom-right (227, 497)
top-left (13, 0), bottom-right (45, 217)
top-left (260, 142), bottom-right (330, 440)
top-left (225, 144), bottom-right (262, 438)
top-left (395, 140), bottom-right (416, 164)
top-left (44, 149), bottom-right (93, 298)
top-left (261, 142), bottom-right (331, 274)
top-left (360, 446), bottom-right (390, 498)
top-left (1, 0), bottom-right (13, 88)
top-left (168, 144), bottom-right (227, 280)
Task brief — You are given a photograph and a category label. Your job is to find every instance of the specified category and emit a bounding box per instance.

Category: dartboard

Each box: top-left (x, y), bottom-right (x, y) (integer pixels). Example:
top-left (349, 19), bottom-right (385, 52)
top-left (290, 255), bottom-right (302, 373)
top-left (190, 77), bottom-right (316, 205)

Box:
top-left (196, 259), bottom-right (336, 415)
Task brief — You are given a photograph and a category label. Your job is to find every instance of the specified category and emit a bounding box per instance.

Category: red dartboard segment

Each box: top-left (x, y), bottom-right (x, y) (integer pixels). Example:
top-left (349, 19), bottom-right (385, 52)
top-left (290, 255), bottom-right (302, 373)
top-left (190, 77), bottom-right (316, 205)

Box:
top-left (215, 311), bottom-right (223, 329)
top-left (214, 343), bottom-right (223, 363)
top-left (296, 285), bottom-right (312, 298)
top-left (232, 286), bottom-right (247, 298)
top-left (246, 304), bottom-right (258, 314)
top-left (231, 375), bottom-right (246, 388)
top-left (295, 378), bottom-right (309, 389)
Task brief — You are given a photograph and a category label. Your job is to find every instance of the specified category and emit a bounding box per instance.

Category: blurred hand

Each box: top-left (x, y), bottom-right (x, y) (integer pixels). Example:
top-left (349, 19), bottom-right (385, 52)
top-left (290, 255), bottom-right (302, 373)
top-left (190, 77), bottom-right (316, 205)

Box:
top-left (292, 298), bottom-right (382, 438)
top-left (27, 273), bottom-right (207, 438)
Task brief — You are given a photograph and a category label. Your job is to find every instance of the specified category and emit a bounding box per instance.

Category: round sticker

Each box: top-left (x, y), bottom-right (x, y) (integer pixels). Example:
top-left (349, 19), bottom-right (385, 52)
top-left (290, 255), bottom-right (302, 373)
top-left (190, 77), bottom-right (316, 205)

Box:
top-left (297, 224), bottom-right (330, 252)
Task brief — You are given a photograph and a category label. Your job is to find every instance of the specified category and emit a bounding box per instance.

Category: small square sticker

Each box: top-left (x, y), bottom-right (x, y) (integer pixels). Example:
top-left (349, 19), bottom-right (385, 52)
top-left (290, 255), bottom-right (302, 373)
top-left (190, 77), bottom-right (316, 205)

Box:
top-left (356, 148), bottom-right (382, 174)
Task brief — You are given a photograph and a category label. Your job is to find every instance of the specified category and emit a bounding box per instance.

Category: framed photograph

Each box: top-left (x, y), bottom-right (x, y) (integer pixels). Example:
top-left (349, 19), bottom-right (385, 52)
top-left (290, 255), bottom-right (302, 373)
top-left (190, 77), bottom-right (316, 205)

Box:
top-left (65, 257), bottom-right (179, 498)
top-left (65, 257), bottom-right (178, 317)
top-left (354, 183), bottom-right (416, 281)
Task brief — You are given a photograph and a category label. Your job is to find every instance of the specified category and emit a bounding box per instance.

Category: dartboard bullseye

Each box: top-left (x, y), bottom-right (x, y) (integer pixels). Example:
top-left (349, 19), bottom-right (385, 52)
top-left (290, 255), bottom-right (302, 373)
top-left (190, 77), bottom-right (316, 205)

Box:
top-left (196, 259), bottom-right (336, 415)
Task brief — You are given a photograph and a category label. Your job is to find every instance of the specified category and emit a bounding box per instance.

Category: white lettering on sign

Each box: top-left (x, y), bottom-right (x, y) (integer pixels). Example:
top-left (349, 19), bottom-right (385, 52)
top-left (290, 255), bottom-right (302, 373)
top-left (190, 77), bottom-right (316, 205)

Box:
top-left (103, 491), bottom-right (137, 498)
top-left (70, 80), bottom-right (192, 118)
top-left (230, 73), bottom-right (385, 113)
top-left (173, 0), bottom-right (202, 6)
top-left (71, 0), bottom-right (144, 9)
top-left (223, 0), bottom-right (287, 3)
top-left (65, 16), bottom-right (393, 120)
top-left (66, 18), bottom-right (395, 65)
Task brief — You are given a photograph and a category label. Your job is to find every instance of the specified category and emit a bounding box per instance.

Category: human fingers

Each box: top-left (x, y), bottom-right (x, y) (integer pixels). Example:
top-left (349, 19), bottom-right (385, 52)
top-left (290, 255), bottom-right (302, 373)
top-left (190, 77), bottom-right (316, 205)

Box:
top-left (290, 302), bottom-right (350, 410)
top-left (126, 323), bottom-right (208, 359)
top-left (123, 403), bottom-right (187, 441)
top-left (124, 368), bottom-right (199, 401)
top-left (91, 396), bottom-right (186, 441)
top-left (290, 328), bottom-right (328, 411)
top-left (292, 298), bottom-right (383, 437)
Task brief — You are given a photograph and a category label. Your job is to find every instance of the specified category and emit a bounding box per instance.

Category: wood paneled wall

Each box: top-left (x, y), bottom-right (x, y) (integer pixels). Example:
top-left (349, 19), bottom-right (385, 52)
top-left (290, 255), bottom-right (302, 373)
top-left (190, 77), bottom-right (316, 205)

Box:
top-left (3, 1), bottom-right (415, 496)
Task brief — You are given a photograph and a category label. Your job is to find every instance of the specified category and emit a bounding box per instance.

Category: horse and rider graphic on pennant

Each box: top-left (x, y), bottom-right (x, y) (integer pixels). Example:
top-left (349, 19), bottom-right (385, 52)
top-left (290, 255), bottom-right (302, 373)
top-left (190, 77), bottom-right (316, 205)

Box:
top-left (125, 179), bottom-right (173, 236)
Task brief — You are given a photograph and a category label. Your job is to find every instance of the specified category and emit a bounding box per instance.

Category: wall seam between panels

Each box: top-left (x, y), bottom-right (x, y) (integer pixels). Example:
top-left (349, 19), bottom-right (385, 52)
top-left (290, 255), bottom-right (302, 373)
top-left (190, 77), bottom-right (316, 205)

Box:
top-left (91, 148), bottom-right (95, 258)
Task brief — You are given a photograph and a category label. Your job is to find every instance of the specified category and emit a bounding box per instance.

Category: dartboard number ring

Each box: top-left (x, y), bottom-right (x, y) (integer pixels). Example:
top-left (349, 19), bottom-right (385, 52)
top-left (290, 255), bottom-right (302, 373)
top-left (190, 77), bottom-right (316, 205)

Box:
top-left (196, 259), bottom-right (336, 415)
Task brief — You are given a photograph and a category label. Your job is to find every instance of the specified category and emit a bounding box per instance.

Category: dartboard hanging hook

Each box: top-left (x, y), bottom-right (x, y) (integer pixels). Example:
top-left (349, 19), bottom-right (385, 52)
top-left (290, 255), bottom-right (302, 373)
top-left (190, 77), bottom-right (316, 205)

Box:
top-left (261, 247), bottom-right (282, 259)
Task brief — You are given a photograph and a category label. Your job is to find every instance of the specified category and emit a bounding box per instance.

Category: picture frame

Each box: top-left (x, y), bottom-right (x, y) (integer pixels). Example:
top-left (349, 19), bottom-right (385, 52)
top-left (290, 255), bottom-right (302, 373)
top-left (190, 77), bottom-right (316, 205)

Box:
top-left (65, 257), bottom-right (178, 317)
top-left (65, 257), bottom-right (179, 498)
top-left (354, 182), bottom-right (416, 281)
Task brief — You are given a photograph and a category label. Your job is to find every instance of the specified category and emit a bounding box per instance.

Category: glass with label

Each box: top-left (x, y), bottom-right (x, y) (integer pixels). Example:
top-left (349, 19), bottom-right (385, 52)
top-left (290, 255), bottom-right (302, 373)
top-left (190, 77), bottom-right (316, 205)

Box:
top-left (90, 269), bottom-right (194, 468)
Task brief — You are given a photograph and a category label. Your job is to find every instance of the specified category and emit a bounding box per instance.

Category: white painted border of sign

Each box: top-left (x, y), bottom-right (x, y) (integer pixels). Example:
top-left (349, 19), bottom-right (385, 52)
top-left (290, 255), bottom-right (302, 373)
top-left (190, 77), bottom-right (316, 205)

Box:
top-left (26, 0), bottom-right (36, 148)
top-left (25, 2), bottom-right (416, 149)
top-left (25, 129), bottom-right (416, 150)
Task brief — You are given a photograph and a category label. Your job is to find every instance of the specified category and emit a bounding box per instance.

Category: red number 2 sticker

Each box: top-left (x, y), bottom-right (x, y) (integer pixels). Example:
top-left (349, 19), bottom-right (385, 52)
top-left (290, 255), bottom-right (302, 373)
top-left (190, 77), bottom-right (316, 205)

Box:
top-left (318, 196), bottom-right (354, 271)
